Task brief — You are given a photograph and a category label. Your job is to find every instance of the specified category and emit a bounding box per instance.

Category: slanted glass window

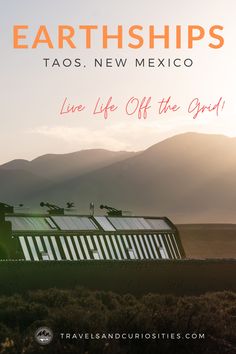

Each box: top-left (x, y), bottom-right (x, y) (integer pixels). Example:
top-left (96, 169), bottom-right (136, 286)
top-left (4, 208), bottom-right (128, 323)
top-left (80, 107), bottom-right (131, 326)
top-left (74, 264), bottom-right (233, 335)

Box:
top-left (94, 216), bottom-right (115, 231)
top-left (45, 217), bottom-right (57, 229)
top-left (108, 217), bottom-right (152, 230)
top-left (6, 217), bottom-right (54, 231)
top-left (145, 219), bottom-right (171, 231)
top-left (52, 216), bottom-right (98, 231)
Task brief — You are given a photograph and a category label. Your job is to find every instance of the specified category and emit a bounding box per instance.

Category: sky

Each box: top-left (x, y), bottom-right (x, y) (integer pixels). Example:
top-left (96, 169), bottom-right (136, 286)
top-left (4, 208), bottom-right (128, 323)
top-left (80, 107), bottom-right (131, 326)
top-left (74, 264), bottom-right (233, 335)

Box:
top-left (0, 0), bottom-right (236, 164)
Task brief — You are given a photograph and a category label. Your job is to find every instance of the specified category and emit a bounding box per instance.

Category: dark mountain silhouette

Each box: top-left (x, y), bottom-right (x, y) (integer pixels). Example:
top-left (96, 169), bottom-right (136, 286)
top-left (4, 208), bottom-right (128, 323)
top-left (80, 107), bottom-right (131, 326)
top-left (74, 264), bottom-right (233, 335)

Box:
top-left (1, 132), bottom-right (236, 222)
top-left (1, 149), bottom-right (136, 181)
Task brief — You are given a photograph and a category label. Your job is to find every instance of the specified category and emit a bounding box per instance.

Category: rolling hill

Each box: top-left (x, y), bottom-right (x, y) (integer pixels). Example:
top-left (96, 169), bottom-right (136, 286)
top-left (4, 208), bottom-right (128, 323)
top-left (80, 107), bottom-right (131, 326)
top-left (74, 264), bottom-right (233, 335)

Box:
top-left (0, 149), bottom-right (135, 181)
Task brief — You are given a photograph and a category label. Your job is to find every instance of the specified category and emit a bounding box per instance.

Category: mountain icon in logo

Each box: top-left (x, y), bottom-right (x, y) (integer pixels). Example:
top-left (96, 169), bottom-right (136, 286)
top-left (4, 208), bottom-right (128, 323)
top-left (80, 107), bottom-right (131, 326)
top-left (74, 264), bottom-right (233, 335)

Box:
top-left (34, 327), bottom-right (53, 345)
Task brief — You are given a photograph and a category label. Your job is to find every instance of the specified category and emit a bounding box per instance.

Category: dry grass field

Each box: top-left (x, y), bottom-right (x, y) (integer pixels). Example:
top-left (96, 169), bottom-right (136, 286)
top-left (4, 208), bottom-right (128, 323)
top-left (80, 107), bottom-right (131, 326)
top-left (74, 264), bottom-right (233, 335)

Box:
top-left (178, 224), bottom-right (236, 259)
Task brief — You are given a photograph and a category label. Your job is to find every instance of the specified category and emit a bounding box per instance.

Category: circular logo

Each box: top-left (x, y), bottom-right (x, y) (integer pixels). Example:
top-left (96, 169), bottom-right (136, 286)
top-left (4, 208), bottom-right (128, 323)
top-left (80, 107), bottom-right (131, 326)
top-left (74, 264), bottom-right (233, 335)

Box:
top-left (34, 327), bottom-right (53, 345)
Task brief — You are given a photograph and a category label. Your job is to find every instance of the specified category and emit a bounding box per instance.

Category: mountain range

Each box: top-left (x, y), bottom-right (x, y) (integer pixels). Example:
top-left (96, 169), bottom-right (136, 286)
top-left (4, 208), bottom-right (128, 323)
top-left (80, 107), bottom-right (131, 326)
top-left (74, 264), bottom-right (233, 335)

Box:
top-left (1, 132), bottom-right (236, 223)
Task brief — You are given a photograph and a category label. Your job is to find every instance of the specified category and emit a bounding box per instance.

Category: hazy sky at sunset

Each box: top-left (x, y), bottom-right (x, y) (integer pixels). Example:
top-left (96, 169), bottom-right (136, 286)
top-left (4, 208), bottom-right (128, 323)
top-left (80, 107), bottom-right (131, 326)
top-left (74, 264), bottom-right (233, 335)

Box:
top-left (0, 0), bottom-right (236, 163)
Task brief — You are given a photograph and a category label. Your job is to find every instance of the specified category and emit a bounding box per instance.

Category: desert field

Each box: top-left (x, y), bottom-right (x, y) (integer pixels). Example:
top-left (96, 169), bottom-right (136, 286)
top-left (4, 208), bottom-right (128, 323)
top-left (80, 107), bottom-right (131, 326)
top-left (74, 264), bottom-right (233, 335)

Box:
top-left (178, 224), bottom-right (236, 259)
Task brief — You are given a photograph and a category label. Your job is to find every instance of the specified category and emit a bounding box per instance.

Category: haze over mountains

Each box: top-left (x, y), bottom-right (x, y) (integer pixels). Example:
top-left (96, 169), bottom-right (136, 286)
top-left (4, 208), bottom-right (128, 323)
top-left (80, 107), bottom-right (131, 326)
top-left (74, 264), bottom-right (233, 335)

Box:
top-left (1, 132), bottom-right (236, 223)
top-left (1, 150), bottom-right (135, 181)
